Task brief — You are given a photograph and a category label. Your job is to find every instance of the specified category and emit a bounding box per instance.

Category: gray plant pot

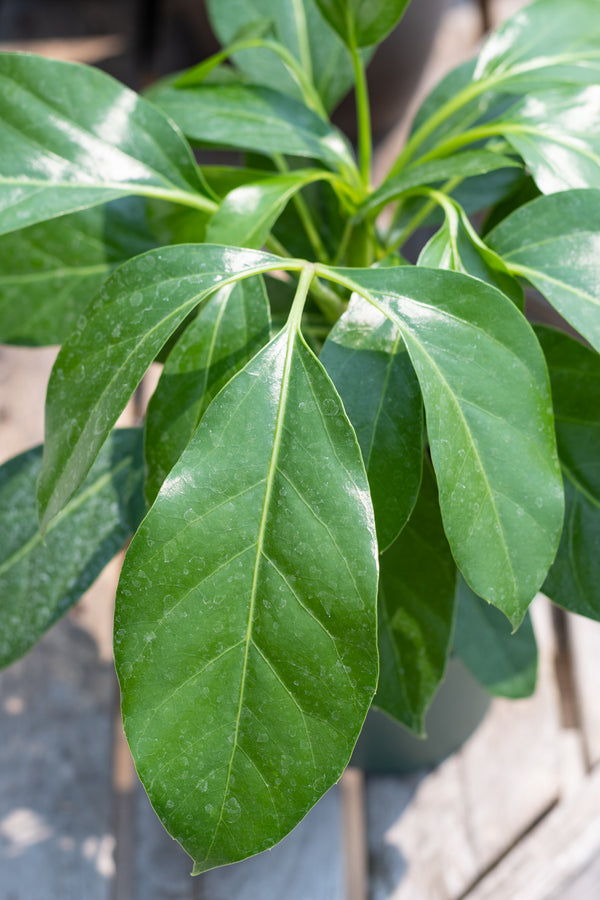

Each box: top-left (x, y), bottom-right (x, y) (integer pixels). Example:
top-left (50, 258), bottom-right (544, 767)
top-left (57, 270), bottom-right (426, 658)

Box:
top-left (351, 658), bottom-right (491, 775)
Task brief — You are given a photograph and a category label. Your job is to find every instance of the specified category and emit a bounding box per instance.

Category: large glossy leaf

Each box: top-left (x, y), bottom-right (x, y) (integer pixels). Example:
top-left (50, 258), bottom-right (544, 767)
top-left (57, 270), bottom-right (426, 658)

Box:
top-left (374, 461), bottom-right (456, 735)
top-left (320, 293), bottom-right (422, 550)
top-left (207, 170), bottom-right (332, 249)
top-left (488, 190), bottom-right (600, 352)
top-left (37, 245), bottom-right (285, 531)
top-left (418, 200), bottom-right (523, 307)
top-left (474, 0), bottom-right (600, 91)
top-left (147, 81), bottom-right (355, 175)
top-left (115, 317), bottom-right (378, 872)
top-left (318, 264), bottom-right (564, 624)
top-left (0, 53), bottom-right (212, 236)
top-left (454, 576), bottom-right (537, 699)
top-left (362, 149), bottom-right (522, 217)
top-left (0, 198), bottom-right (156, 345)
top-left (537, 327), bottom-right (600, 620)
top-left (0, 428), bottom-right (143, 668)
top-left (205, 0), bottom-right (361, 112)
top-left (492, 87), bottom-right (600, 194)
top-left (399, 0), bottom-right (600, 171)
top-left (144, 276), bottom-right (271, 504)
top-left (314, 0), bottom-right (411, 48)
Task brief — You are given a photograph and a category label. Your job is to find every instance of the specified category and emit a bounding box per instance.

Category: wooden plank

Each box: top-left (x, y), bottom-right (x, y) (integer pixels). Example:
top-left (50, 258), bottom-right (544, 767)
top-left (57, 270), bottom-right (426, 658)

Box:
top-left (198, 786), bottom-right (345, 900)
top-left (364, 598), bottom-right (563, 900)
top-left (464, 763), bottom-right (600, 900)
top-left (566, 612), bottom-right (600, 769)
top-left (0, 613), bottom-right (116, 899)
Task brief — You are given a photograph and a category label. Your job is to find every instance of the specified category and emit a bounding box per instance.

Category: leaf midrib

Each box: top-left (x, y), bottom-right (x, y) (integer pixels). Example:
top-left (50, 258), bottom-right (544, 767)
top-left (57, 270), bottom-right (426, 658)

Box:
top-left (204, 324), bottom-right (297, 863)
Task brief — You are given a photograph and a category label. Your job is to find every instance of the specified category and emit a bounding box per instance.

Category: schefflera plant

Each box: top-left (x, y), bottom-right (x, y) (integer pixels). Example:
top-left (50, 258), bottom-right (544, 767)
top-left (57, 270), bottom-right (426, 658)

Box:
top-left (1, 0), bottom-right (600, 873)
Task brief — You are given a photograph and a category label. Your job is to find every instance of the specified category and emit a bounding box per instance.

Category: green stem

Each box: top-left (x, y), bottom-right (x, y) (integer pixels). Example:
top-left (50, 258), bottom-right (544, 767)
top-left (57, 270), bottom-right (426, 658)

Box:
top-left (384, 177), bottom-right (462, 250)
top-left (264, 235), bottom-right (345, 322)
top-left (333, 220), bottom-right (353, 266)
top-left (350, 41), bottom-right (372, 188)
top-left (289, 264), bottom-right (316, 331)
top-left (389, 74), bottom-right (500, 175)
top-left (273, 155), bottom-right (330, 263)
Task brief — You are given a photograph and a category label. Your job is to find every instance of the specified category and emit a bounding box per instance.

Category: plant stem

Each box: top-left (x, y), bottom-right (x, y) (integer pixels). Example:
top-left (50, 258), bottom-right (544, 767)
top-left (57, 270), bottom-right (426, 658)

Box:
top-left (384, 177), bottom-right (462, 251)
top-left (289, 264), bottom-right (316, 331)
top-left (265, 235), bottom-right (346, 322)
top-left (273, 155), bottom-right (330, 263)
top-left (350, 42), bottom-right (372, 189)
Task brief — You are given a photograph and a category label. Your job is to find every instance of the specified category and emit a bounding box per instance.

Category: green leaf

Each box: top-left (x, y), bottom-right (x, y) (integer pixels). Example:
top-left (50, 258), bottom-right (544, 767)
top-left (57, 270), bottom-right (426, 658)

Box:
top-left (115, 317), bottom-right (378, 873)
top-left (361, 149), bottom-right (522, 217)
top-left (495, 87), bottom-right (600, 193)
top-left (144, 276), bottom-right (271, 504)
top-left (320, 293), bottom-right (423, 551)
top-left (37, 245), bottom-right (284, 531)
top-left (418, 200), bottom-right (523, 308)
top-left (375, 461), bottom-right (456, 735)
top-left (147, 81), bottom-right (356, 175)
top-left (474, 0), bottom-right (600, 91)
top-left (0, 53), bottom-right (213, 236)
top-left (319, 264), bottom-right (564, 625)
top-left (0, 198), bottom-right (156, 345)
top-left (0, 428), bottom-right (144, 668)
top-left (537, 327), bottom-right (600, 620)
top-left (314, 0), bottom-right (411, 48)
top-left (454, 576), bottom-right (538, 699)
top-left (207, 170), bottom-right (333, 249)
top-left (205, 0), bottom-right (365, 111)
top-left (488, 190), bottom-right (600, 353)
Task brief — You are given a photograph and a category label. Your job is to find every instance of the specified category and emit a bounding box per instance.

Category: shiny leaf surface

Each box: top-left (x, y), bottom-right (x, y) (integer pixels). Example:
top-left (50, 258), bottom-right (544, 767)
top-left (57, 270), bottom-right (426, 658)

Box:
top-left (496, 87), bottom-right (600, 193)
top-left (205, 0), bottom-right (361, 111)
top-left (0, 53), bottom-right (211, 236)
top-left (454, 576), bottom-right (537, 698)
top-left (144, 276), bottom-right (271, 504)
top-left (207, 170), bottom-right (332, 249)
top-left (314, 0), bottom-right (411, 48)
top-left (320, 264), bottom-right (563, 624)
top-left (418, 200), bottom-right (523, 307)
top-left (362, 149), bottom-right (521, 217)
top-left (37, 245), bottom-right (284, 530)
top-left (147, 82), bottom-right (355, 173)
top-left (0, 198), bottom-right (156, 345)
top-left (320, 293), bottom-right (422, 550)
top-left (375, 462), bottom-right (456, 734)
top-left (538, 327), bottom-right (600, 620)
top-left (0, 428), bottom-right (144, 668)
top-left (488, 190), bottom-right (600, 352)
top-left (115, 321), bottom-right (378, 872)
top-left (474, 0), bottom-right (600, 91)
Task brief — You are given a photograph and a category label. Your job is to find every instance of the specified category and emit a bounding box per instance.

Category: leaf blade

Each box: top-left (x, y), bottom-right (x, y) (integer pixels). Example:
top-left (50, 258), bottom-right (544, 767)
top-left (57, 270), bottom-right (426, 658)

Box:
top-left (0, 428), bottom-right (144, 668)
top-left (115, 323), bottom-right (378, 872)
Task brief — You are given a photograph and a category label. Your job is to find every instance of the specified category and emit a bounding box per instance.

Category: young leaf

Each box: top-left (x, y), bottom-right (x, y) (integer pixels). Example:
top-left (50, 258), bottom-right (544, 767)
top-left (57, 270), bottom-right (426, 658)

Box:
top-left (418, 200), bottom-right (523, 308)
top-left (314, 0), bottom-right (411, 49)
top-left (454, 577), bottom-right (538, 699)
top-left (37, 245), bottom-right (285, 531)
top-left (0, 53), bottom-right (212, 236)
top-left (537, 327), bottom-right (600, 620)
top-left (319, 264), bottom-right (564, 625)
top-left (488, 190), bottom-right (600, 352)
top-left (0, 199), bottom-right (156, 345)
top-left (320, 293), bottom-right (423, 551)
top-left (115, 313), bottom-right (378, 873)
top-left (144, 276), bottom-right (271, 504)
top-left (205, 0), bottom-right (363, 112)
top-left (0, 428), bottom-right (144, 668)
top-left (207, 170), bottom-right (333, 249)
top-left (374, 461), bottom-right (457, 735)
top-left (147, 82), bottom-right (356, 175)
top-left (495, 86), bottom-right (600, 193)
top-left (361, 149), bottom-right (522, 217)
